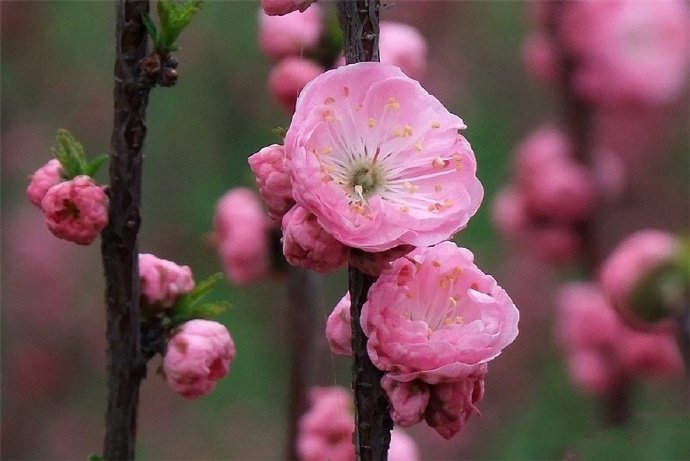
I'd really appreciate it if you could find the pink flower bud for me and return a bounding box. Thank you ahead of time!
[599,229,680,320]
[258,5,323,60]
[163,319,235,399]
[27,159,62,207]
[261,0,316,16]
[268,57,324,112]
[381,376,430,427]
[138,253,195,309]
[297,386,355,461]
[379,22,428,80]
[325,292,352,357]
[281,205,349,273]
[521,32,558,83]
[214,188,270,285]
[513,126,571,183]
[348,245,415,277]
[248,144,294,221]
[40,175,108,245]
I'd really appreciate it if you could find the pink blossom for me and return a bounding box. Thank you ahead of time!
[281,205,349,273]
[248,144,294,221]
[326,292,352,356]
[258,5,323,60]
[27,159,62,207]
[297,386,355,461]
[381,376,429,427]
[521,32,558,83]
[362,242,519,383]
[40,175,108,245]
[388,429,420,461]
[599,229,680,319]
[513,125,571,184]
[163,319,235,399]
[285,63,483,252]
[349,244,414,277]
[269,57,324,112]
[563,0,690,104]
[214,188,271,285]
[138,253,195,309]
[261,0,316,16]
[556,282,682,395]
[379,22,428,80]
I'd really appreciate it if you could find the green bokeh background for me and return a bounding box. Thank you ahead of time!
[2,1,688,459]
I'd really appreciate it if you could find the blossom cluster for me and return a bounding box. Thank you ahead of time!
[297,386,420,461]
[27,159,108,245]
[139,253,235,399]
[258,3,428,112]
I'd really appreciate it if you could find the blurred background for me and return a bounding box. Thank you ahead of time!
[2,1,688,459]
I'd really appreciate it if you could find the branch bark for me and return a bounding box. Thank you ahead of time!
[102,1,151,458]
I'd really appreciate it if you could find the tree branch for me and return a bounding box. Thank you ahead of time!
[101,1,151,458]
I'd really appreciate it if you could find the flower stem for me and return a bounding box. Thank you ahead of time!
[101,1,151,458]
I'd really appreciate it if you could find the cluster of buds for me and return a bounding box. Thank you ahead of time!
[26,130,109,246]
[139,253,235,399]
[258,2,428,112]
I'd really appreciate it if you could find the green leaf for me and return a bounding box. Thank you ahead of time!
[87,454,103,461]
[272,126,287,141]
[156,0,203,53]
[141,12,159,44]
[84,153,109,178]
[168,273,229,326]
[53,129,88,179]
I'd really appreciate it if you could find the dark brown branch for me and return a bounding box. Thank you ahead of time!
[101,1,151,459]
[337,0,381,64]
[285,267,321,460]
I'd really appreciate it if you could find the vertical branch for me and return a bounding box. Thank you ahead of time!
[337,3,391,459]
[337,4,390,459]
[102,0,151,459]
[285,267,320,460]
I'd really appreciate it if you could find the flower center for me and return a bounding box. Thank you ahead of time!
[348,161,385,199]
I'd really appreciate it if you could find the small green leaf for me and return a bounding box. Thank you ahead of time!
[142,12,159,44]
[156,0,203,53]
[168,273,229,326]
[84,154,109,178]
[53,129,88,179]
[87,454,103,461]
[272,126,287,141]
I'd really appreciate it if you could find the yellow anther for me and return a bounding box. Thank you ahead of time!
[434,184,443,192]
[324,97,336,105]
[355,103,363,111]
[431,121,441,129]
[367,118,376,128]
[393,128,404,137]
[414,141,423,151]
[455,316,464,324]
[322,145,333,155]
[432,260,441,268]
[452,154,463,170]
[448,297,457,308]
[403,182,419,193]
[432,157,449,169]
[322,110,335,122]
[385,97,401,110]
[399,204,410,214]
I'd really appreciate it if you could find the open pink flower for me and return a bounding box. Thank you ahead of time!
[285,62,483,252]
[27,159,62,207]
[40,175,108,245]
[248,144,294,221]
[138,253,195,309]
[258,5,323,60]
[214,188,270,285]
[163,319,235,399]
[281,204,349,273]
[326,292,352,357]
[362,241,519,383]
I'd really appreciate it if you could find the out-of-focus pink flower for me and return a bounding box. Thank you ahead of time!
[563,0,690,105]
[326,292,352,356]
[599,229,680,318]
[214,188,270,285]
[379,22,427,80]
[138,253,195,309]
[26,159,62,207]
[513,125,571,184]
[423,365,486,439]
[248,144,294,221]
[261,0,316,16]
[297,386,355,461]
[269,57,324,112]
[163,319,235,399]
[522,161,596,223]
[388,429,420,461]
[258,5,323,60]
[281,205,349,273]
[286,62,483,252]
[348,244,414,276]
[40,175,108,245]
[556,282,682,395]
[362,242,519,383]
[521,32,558,83]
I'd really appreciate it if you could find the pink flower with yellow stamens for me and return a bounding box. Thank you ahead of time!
[285,63,483,252]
